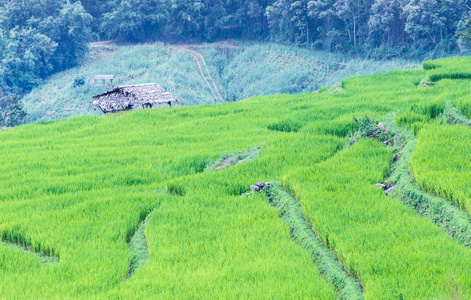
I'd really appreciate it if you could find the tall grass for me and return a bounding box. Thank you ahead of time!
[22,43,217,122]
[21,41,420,122]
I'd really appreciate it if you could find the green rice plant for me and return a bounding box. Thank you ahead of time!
[422,61,439,70]
[0,54,470,298]
[127,209,155,278]
[302,114,359,137]
[372,116,471,252]
[411,123,471,213]
[0,239,58,266]
[166,181,186,197]
[285,139,471,299]
[455,98,471,119]
[425,57,471,82]
[267,118,304,132]
[396,111,429,126]
[204,147,260,171]
[264,183,363,299]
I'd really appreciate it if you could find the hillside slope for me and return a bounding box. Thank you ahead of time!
[21,41,419,122]
[1,57,471,299]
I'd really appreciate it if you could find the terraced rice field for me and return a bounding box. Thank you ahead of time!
[1,57,471,298]
[411,124,471,212]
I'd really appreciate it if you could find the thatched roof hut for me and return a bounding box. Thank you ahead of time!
[93,83,179,114]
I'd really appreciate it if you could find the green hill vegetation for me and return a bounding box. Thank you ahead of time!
[21,41,419,122]
[1,57,471,299]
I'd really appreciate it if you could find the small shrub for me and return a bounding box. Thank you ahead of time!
[352,114,394,143]
[418,77,433,87]
[323,82,344,94]
[73,76,86,88]
[353,115,377,137]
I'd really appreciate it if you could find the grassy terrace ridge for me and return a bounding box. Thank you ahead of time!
[264,183,364,299]
[126,208,156,278]
[375,115,471,249]
[21,41,419,122]
[1,56,471,298]
[0,240,58,266]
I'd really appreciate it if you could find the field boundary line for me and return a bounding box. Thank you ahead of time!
[0,236,59,265]
[376,117,471,249]
[444,102,471,127]
[264,183,364,299]
[127,208,156,278]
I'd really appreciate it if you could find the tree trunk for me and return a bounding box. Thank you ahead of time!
[352,10,357,47]
[307,25,309,45]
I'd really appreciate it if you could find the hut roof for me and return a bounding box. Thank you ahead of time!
[92,83,179,111]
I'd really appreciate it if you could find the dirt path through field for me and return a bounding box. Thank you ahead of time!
[88,40,114,48]
[173,45,225,103]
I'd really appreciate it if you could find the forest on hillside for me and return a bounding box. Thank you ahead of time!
[94,0,471,58]
[0,0,471,126]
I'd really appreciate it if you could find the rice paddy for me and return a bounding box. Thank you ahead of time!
[1,56,471,298]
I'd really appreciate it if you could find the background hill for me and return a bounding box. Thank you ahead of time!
[22,41,419,122]
[0,0,469,128]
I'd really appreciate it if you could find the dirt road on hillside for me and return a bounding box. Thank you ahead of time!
[173,44,228,103]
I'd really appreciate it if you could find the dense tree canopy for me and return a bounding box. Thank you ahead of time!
[0,0,468,95]
[93,0,470,58]
[0,0,92,95]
